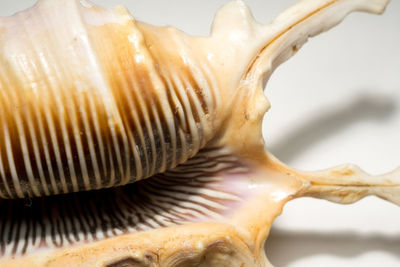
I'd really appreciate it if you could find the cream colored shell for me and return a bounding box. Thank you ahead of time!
[0,0,223,198]
[0,0,398,266]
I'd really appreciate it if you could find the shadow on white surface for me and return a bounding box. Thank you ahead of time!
[265,228,400,267]
[268,92,397,164]
[263,91,400,266]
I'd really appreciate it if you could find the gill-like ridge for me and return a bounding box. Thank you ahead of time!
[0,147,244,256]
[0,0,218,198]
[0,0,126,198]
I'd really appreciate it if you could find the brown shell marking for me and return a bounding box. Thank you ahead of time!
[0,0,219,198]
[0,0,399,266]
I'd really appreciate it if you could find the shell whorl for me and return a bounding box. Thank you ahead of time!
[0,0,395,264]
[0,0,219,198]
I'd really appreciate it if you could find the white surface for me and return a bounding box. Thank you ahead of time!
[1,0,400,266]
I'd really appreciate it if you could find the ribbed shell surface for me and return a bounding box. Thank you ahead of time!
[0,0,218,198]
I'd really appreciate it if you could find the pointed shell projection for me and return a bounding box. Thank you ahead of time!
[0,0,399,266]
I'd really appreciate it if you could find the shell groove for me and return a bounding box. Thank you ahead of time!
[0,0,219,198]
[0,0,397,266]
[0,147,246,256]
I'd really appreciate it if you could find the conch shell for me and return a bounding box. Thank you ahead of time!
[0,0,398,266]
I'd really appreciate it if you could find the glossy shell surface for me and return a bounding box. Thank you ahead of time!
[0,0,399,266]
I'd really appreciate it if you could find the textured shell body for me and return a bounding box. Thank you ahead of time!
[0,0,399,266]
[0,0,220,198]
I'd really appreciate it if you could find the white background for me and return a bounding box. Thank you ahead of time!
[1,0,400,266]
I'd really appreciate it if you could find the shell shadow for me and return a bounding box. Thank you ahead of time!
[265,228,400,266]
[264,90,400,265]
[268,91,398,163]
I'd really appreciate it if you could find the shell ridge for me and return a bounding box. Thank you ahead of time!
[134,41,179,170]
[75,0,133,188]
[0,0,396,265]
[0,147,250,257]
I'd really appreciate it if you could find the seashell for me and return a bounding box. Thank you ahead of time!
[0,0,398,266]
